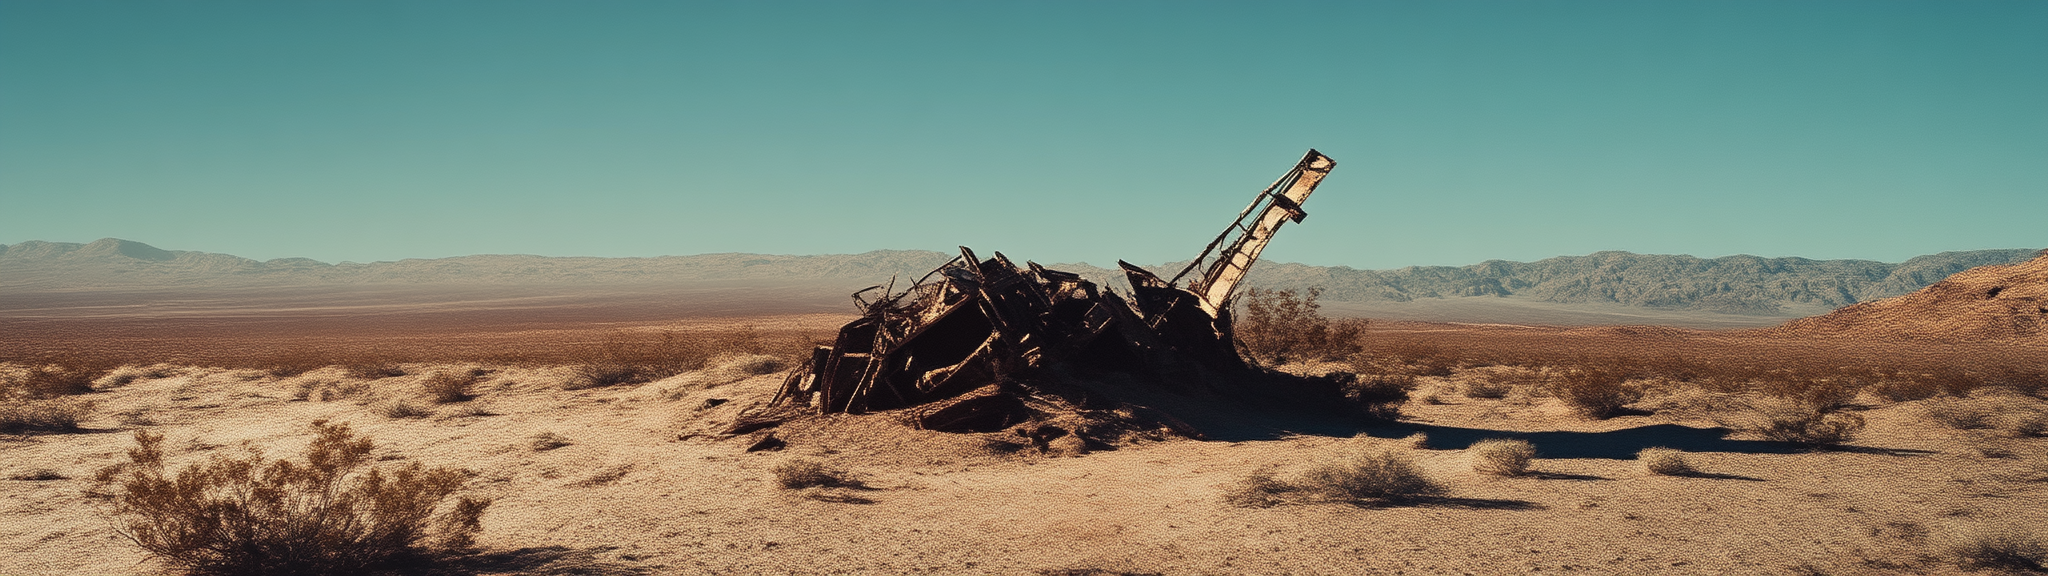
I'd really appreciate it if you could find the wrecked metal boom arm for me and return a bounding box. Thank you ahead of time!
[1172,149,1336,316]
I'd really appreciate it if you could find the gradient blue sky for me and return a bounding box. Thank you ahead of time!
[3,1,2043,269]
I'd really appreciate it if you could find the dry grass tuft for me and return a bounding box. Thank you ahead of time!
[93,364,184,390]
[1637,447,1695,476]
[1221,467,1293,508]
[1469,438,1536,476]
[1462,379,1513,399]
[342,361,405,380]
[1946,526,2046,572]
[1546,364,1641,419]
[1923,398,1998,430]
[573,464,634,487]
[528,432,572,451]
[418,370,481,404]
[1337,373,1416,420]
[1297,449,1446,502]
[376,400,434,419]
[0,397,94,434]
[1400,432,1430,450]
[293,379,369,403]
[8,363,101,398]
[771,458,851,490]
[2003,411,2048,438]
[1720,397,1866,446]
[94,421,490,576]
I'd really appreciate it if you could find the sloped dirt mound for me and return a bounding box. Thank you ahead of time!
[1775,251,2048,341]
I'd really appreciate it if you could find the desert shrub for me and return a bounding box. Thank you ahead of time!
[376,400,433,419]
[1297,449,1445,502]
[1546,364,1641,419]
[1869,371,1944,403]
[418,371,480,404]
[96,421,490,576]
[1469,438,1536,476]
[1637,447,1694,476]
[95,364,184,390]
[1924,398,1997,430]
[1400,432,1430,450]
[563,362,647,390]
[10,364,100,398]
[1221,467,1292,508]
[1722,398,1865,445]
[771,458,850,489]
[343,361,405,380]
[528,432,572,451]
[0,397,94,434]
[1333,372,1414,420]
[294,379,369,403]
[1754,369,1863,412]
[1463,379,1512,399]
[2003,412,2047,437]
[1235,287,1365,366]
[1947,527,2046,572]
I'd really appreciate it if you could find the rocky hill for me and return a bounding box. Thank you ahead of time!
[1774,252,2048,341]
[2,239,2036,318]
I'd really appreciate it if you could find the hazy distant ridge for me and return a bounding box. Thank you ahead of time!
[2,238,2035,315]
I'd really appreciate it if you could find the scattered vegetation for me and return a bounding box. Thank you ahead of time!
[1946,526,2046,572]
[1637,447,1694,476]
[94,421,490,576]
[1924,398,1997,430]
[342,360,406,380]
[573,464,634,487]
[1399,432,1430,450]
[376,400,434,419]
[94,364,184,390]
[562,329,775,390]
[1235,288,1366,366]
[1297,449,1446,502]
[1546,364,1642,419]
[419,370,482,404]
[1221,467,1294,508]
[1720,398,1865,446]
[1226,449,1445,507]
[1336,373,1416,420]
[0,396,94,434]
[1469,438,1536,476]
[528,432,572,452]
[1462,378,1513,400]
[771,458,852,490]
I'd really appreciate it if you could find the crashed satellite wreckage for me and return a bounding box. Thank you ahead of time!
[750,150,1391,444]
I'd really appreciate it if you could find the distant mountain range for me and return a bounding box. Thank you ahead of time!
[3,238,2038,318]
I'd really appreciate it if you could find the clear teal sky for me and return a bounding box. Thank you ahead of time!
[3,1,2043,269]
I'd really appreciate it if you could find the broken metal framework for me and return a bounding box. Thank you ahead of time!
[774,150,1337,418]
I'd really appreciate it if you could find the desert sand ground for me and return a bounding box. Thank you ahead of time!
[5,317,2046,576]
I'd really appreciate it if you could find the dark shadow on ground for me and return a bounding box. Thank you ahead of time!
[399,546,657,576]
[1526,471,1608,481]
[1665,471,1766,482]
[1818,444,1937,456]
[1364,496,1546,510]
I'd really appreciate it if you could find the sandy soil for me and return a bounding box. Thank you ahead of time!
[6,355,2045,575]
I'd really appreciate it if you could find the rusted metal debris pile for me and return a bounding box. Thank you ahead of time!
[770,150,1342,436]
